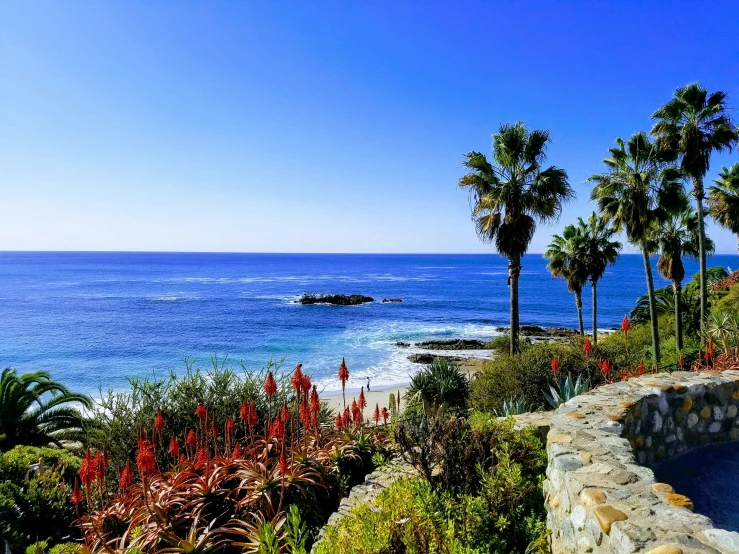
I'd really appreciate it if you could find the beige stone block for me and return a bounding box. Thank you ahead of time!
[566,413,586,419]
[664,493,694,511]
[682,398,692,410]
[581,488,606,506]
[728,405,738,418]
[701,406,712,419]
[644,545,683,554]
[652,483,674,494]
[593,505,628,534]
[549,434,573,444]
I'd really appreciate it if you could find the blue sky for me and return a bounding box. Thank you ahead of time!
[2,1,739,253]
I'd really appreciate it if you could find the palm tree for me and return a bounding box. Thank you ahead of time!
[708,164,739,254]
[544,225,589,335]
[588,132,684,366]
[0,368,91,450]
[576,213,621,344]
[459,122,573,354]
[651,83,738,331]
[654,199,714,351]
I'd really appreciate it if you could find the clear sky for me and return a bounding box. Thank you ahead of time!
[2,1,739,254]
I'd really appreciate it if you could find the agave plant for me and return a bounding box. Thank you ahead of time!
[704,310,738,353]
[543,374,590,409]
[495,396,529,417]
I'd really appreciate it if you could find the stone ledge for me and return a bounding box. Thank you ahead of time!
[545,370,739,554]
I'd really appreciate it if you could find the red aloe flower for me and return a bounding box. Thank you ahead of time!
[373,403,380,425]
[583,338,592,360]
[225,418,235,440]
[620,369,628,381]
[119,463,132,490]
[679,353,684,369]
[706,339,714,357]
[240,399,250,423]
[381,407,389,426]
[186,429,197,446]
[212,423,219,440]
[278,452,289,475]
[343,407,351,425]
[168,435,179,457]
[270,419,285,438]
[195,447,207,465]
[310,385,320,414]
[600,360,611,377]
[551,357,560,378]
[338,358,349,387]
[154,412,165,433]
[621,315,631,338]
[311,413,318,428]
[359,387,367,411]
[351,398,358,414]
[299,398,310,426]
[94,450,105,483]
[281,403,290,423]
[136,441,155,476]
[265,371,277,399]
[335,413,344,429]
[178,454,185,464]
[637,360,646,375]
[301,374,312,394]
[196,403,207,421]
[249,402,258,427]
[70,479,82,511]
[79,448,94,494]
[353,405,362,425]
[292,363,304,392]
[232,442,242,459]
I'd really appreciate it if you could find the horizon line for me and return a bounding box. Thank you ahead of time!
[0,249,737,257]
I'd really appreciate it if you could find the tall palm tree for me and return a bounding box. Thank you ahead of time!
[544,225,589,335]
[651,83,738,330]
[708,164,739,254]
[576,213,621,344]
[0,368,91,450]
[654,199,714,351]
[459,122,573,354]
[588,132,684,366]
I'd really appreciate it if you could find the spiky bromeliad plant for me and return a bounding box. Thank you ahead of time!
[74,365,392,554]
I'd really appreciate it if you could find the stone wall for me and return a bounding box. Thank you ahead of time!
[545,370,739,554]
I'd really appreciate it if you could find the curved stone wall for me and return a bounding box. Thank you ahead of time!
[545,370,739,554]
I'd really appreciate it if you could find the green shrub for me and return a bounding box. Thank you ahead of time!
[317,419,547,554]
[405,359,469,419]
[0,446,80,483]
[470,341,595,413]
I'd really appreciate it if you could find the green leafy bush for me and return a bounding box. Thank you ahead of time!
[0,446,81,483]
[405,359,469,419]
[317,418,547,554]
[470,341,595,413]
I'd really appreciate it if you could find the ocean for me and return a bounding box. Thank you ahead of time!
[0,252,734,395]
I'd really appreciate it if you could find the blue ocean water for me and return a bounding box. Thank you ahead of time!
[0,252,735,394]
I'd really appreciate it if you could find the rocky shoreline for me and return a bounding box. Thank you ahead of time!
[296,292,374,306]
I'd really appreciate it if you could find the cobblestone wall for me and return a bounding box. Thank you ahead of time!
[545,370,739,554]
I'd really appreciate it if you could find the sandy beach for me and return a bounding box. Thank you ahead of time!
[321,357,485,417]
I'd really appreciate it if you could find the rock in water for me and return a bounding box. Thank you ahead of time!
[381,298,403,303]
[408,353,465,364]
[415,339,488,350]
[296,292,374,306]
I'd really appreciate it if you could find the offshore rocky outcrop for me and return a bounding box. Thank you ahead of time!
[415,339,488,350]
[296,293,374,306]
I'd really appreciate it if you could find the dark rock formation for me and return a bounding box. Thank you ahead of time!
[394,342,410,347]
[381,298,403,303]
[408,353,465,364]
[494,325,578,339]
[296,293,374,306]
[415,339,488,350]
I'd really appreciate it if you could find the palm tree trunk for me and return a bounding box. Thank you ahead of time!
[694,177,707,334]
[673,280,683,352]
[591,279,598,345]
[509,254,522,355]
[641,243,661,365]
[575,289,584,336]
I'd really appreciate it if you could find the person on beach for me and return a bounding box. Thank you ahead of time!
[366,376,370,391]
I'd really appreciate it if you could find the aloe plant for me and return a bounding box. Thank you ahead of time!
[495,396,529,417]
[543,374,590,409]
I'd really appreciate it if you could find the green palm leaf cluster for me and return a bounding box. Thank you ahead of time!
[589,132,684,364]
[652,83,739,331]
[709,164,739,254]
[406,359,469,419]
[459,122,573,354]
[544,213,620,341]
[0,368,91,450]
